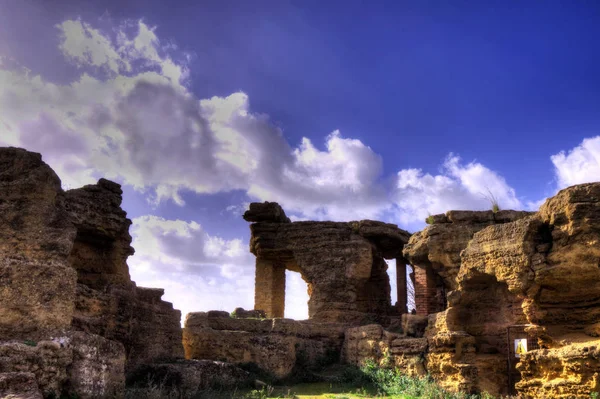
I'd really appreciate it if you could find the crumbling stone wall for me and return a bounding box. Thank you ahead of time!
[182,311,347,379]
[244,202,411,323]
[400,183,600,398]
[403,210,534,316]
[0,147,184,398]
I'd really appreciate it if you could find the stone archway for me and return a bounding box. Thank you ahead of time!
[244,202,411,323]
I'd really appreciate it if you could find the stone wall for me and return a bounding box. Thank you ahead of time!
[401,183,600,397]
[183,311,347,379]
[342,315,429,377]
[403,210,534,316]
[0,147,185,398]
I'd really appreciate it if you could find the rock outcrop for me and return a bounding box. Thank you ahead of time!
[402,183,600,397]
[0,148,184,398]
[245,202,411,323]
[403,209,534,314]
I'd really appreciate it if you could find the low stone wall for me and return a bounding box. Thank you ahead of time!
[183,312,347,379]
[342,324,428,377]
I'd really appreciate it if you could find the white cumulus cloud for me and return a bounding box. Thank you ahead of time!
[393,154,523,226]
[551,136,600,188]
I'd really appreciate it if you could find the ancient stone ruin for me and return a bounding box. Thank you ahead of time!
[4,146,600,399]
[0,148,250,398]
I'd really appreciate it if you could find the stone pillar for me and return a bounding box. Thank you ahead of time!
[396,260,408,314]
[254,258,286,318]
[414,264,439,316]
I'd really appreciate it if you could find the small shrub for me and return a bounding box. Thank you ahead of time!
[426,213,435,224]
[23,340,37,347]
[243,385,275,399]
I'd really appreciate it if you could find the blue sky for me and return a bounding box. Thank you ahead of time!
[1,0,600,320]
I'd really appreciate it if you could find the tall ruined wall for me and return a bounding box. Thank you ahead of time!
[0,148,78,341]
[408,183,600,398]
[245,202,411,323]
[0,147,184,398]
[64,179,183,369]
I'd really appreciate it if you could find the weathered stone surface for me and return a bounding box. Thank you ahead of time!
[65,332,125,399]
[0,340,72,397]
[0,258,77,341]
[517,340,600,399]
[342,324,427,376]
[0,372,42,399]
[0,147,76,263]
[232,307,266,319]
[247,210,411,322]
[404,209,535,295]
[0,148,77,340]
[446,210,495,224]
[65,179,134,289]
[184,327,296,379]
[183,314,347,379]
[243,201,291,223]
[73,283,183,371]
[0,147,184,397]
[535,183,600,328]
[127,359,253,393]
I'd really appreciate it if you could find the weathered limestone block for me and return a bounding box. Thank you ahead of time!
[0,258,77,341]
[0,332,125,399]
[254,258,286,318]
[65,179,134,289]
[65,332,126,399]
[0,147,76,263]
[243,201,291,223]
[183,327,296,379]
[128,287,184,369]
[423,311,478,394]
[516,340,600,398]
[0,148,78,341]
[342,324,427,376]
[73,283,183,370]
[420,218,540,396]
[232,308,266,319]
[0,372,43,399]
[459,216,542,297]
[404,209,535,297]
[536,183,600,328]
[183,313,347,379]
[0,341,72,397]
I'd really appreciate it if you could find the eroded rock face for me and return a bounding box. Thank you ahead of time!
[0,372,43,399]
[412,183,600,397]
[516,340,600,398]
[65,332,126,399]
[0,148,78,341]
[183,312,347,379]
[0,147,184,398]
[403,209,535,304]
[0,340,72,396]
[342,324,427,377]
[246,207,411,322]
